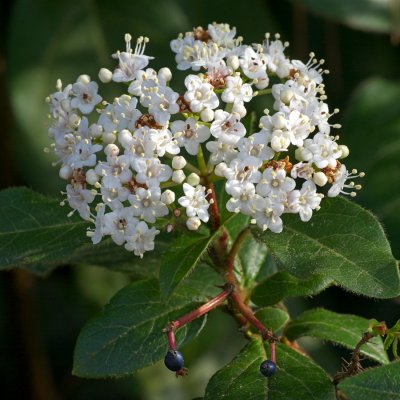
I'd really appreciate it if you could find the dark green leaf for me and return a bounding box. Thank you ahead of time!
[159,213,247,299]
[291,0,392,33]
[285,309,389,364]
[73,274,216,378]
[338,361,400,400]
[0,187,88,274]
[255,307,290,333]
[252,196,400,298]
[251,271,333,306]
[343,78,400,259]
[204,340,335,400]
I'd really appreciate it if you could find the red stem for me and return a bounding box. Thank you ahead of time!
[269,341,276,363]
[165,285,233,349]
[206,183,221,231]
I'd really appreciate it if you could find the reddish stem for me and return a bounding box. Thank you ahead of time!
[206,183,221,231]
[165,285,233,349]
[269,341,276,363]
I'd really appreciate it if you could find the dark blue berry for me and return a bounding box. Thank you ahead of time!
[164,350,184,372]
[260,359,276,377]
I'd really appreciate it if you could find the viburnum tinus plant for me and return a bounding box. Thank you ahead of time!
[40,22,400,399]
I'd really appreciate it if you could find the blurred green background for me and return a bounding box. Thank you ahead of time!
[0,0,399,399]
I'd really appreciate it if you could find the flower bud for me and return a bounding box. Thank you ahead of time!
[103,132,116,144]
[161,189,175,205]
[77,74,91,85]
[255,77,269,90]
[339,145,349,159]
[89,123,103,138]
[119,129,132,147]
[98,68,113,83]
[172,170,186,183]
[313,171,328,187]
[272,114,287,130]
[59,165,72,180]
[200,107,214,122]
[158,67,172,83]
[295,147,313,162]
[69,113,81,128]
[186,173,200,186]
[86,169,99,185]
[214,162,228,177]
[186,217,201,231]
[280,89,294,104]
[227,55,239,71]
[104,143,119,157]
[172,156,187,169]
[232,103,247,118]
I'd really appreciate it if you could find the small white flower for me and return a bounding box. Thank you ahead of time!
[184,75,219,112]
[237,132,274,163]
[240,46,268,81]
[125,221,159,257]
[65,183,95,220]
[133,157,172,188]
[286,181,323,221]
[102,207,138,245]
[221,75,253,104]
[112,35,154,82]
[71,77,102,114]
[178,183,210,222]
[129,187,168,223]
[206,141,238,165]
[328,164,364,198]
[251,195,284,233]
[170,118,210,156]
[256,168,296,199]
[303,133,342,169]
[226,182,257,215]
[210,110,246,145]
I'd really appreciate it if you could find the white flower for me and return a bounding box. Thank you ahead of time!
[263,36,291,78]
[210,110,246,145]
[328,164,364,198]
[286,181,323,221]
[237,132,274,162]
[303,133,342,169]
[128,68,158,97]
[125,221,159,257]
[184,75,219,112]
[133,157,172,188]
[141,80,179,125]
[226,182,257,215]
[206,141,238,165]
[207,22,237,47]
[178,183,210,222]
[90,204,106,244]
[129,187,168,223]
[71,77,102,114]
[95,155,132,189]
[65,183,95,220]
[240,46,268,81]
[170,118,210,155]
[256,168,296,199]
[291,162,315,180]
[251,196,284,233]
[99,185,130,210]
[102,207,138,246]
[221,75,253,104]
[112,35,154,82]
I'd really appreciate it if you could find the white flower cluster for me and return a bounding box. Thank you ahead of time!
[46,23,363,256]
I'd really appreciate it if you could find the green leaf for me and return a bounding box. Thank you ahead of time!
[255,307,290,333]
[338,361,400,400]
[252,196,400,299]
[159,213,247,298]
[204,340,335,400]
[251,271,333,306]
[73,274,216,378]
[0,187,88,274]
[284,309,389,364]
[343,78,400,259]
[291,0,392,33]
[0,187,172,277]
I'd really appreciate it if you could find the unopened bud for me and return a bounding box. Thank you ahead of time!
[161,189,175,205]
[214,162,228,177]
[77,74,91,85]
[313,171,328,187]
[272,114,287,130]
[280,89,294,104]
[232,103,247,118]
[186,173,200,186]
[172,156,187,170]
[104,143,119,157]
[339,145,349,159]
[158,67,172,83]
[200,107,214,122]
[89,123,103,138]
[103,132,116,144]
[186,217,201,231]
[59,165,73,180]
[172,170,186,183]
[98,68,113,83]
[227,55,240,71]
[295,147,313,162]
[86,169,99,185]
